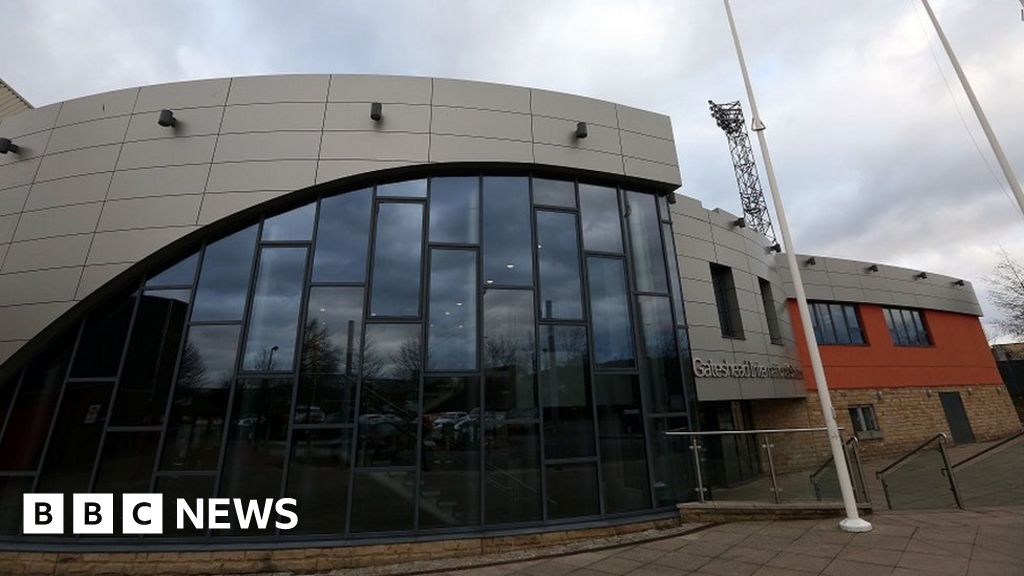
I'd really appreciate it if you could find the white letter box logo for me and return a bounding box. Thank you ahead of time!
[23,494,63,534]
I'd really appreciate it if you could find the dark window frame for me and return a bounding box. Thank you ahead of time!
[882,306,932,347]
[848,404,882,440]
[709,264,744,340]
[0,169,698,543]
[808,301,866,346]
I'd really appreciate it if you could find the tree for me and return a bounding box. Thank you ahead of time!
[988,249,1024,338]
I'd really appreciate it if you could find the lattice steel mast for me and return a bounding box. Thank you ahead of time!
[709,100,777,245]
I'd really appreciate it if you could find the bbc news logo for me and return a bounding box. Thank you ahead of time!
[23,494,298,534]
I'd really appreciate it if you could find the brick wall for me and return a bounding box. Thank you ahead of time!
[752,385,1022,463]
[0,517,681,575]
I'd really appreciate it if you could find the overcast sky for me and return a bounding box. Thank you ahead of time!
[2,0,1022,340]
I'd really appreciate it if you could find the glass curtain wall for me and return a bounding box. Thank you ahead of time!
[0,173,696,540]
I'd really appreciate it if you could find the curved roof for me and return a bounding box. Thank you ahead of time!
[0,74,681,367]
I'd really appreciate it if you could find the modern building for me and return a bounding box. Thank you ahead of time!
[993,343,1024,421]
[0,75,1019,553]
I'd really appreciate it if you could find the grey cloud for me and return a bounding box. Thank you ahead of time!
[2,0,1021,338]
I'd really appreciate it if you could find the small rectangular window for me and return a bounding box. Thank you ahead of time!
[848,405,882,439]
[758,278,782,345]
[710,264,744,339]
[883,307,930,346]
[809,302,864,345]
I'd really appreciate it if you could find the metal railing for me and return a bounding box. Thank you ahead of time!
[810,436,870,504]
[665,427,859,505]
[876,433,962,510]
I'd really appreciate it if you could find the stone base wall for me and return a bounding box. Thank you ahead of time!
[0,517,681,576]
[751,384,1022,463]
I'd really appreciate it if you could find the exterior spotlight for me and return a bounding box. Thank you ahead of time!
[866,264,879,273]
[0,137,19,154]
[370,102,382,121]
[915,272,928,280]
[157,109,177,128]
[805,257,817,266]
[575,122,588,139]
[734,217,746,228]
[952,279,965,286]
[767,243,782,253]
[666,193,676,204]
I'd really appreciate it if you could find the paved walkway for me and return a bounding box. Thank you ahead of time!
[435,508,1023,576]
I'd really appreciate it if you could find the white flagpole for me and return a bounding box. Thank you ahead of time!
[920,0,1024,216]
[721,0,872,533]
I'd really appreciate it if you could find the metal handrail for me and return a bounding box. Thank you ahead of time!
[875,433,963,510]
[666,426,836,436]
[665,426,846,505]
[809,436,869,503]
[876,433,947,477]
[951,430,1024,470]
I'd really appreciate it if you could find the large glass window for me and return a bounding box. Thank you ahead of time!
[483,289,536,416]
[69,295,134,378]
[299,287,362,424]
[710,264,744,339]
[242,247,308,372]
[539,325,594,460]
[370,203,424,317]
[37,381,114,492]
[484,422,542,524]
[160,325,240,471]
[662,223,687,326]
[483,177,532,286]
[638,296,686,413]
[191,226,258,322]
[313,188,372,283]
[595,375,651,513]
[758,278,783,345]
[429,177,479,244]
[579,184,622,253]
[262,204,315,242]
[533,178,576,208]
[809,302,864,345]
[625,191,667,293]
[286,428,351,534]
[420,376,480,528]
[219,378,293,532]
[0,338,73,470]
[0,171,698,541]
[587,257,635,369]
[427,250,477,371]
[536,211,583,320]
[883,307,930,347]
[357,324,420,467]
[111,289,189,426]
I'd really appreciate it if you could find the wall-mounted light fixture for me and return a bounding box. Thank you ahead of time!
[370,102,382,121]
[866,264,879,273]
[805,257,817,266]
[666,193,677,205]
[952,279,965,286]
[575,122,588,139]
[768,243,782,253]
[915,272,928,280]
[157,109,177,128]
[733,217,746,228]
[0,137,20,154]
[876,390,883,400]
[926,389,932,397]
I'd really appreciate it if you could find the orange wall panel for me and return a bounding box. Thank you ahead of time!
[787,301,1002,390]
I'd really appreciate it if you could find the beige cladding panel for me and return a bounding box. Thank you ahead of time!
[0,74,681,366]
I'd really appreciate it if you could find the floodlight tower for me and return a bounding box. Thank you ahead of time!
[709,100,778,245]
